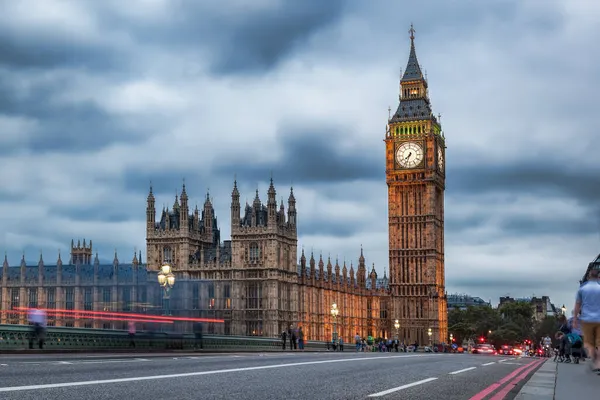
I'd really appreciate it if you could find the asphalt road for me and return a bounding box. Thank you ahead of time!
[0,352,544,400]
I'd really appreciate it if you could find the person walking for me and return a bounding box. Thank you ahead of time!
[128,321,136,348]
[572,265,600,372]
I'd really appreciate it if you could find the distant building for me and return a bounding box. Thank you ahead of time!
[447,294,490,311]
[499,296,557,322]
[580,253,600,285]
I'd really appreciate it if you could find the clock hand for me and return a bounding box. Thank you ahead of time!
[405,152,412,161]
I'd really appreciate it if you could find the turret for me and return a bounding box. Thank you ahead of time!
[231,179,240,229]
[300,248,308,277]
[302,249,317,280]
[203,191,214,233]
[38,252,44,285]
[350,263,355,286]
[309,252,316,278]
[370,263,378,290]
[267,177,277,227]
[2,252,9,285]
[279,199,286,227]
[147,183,156,232]
[20,253,26,284]
[132,250,139,268]
[357,247,366,287]
[251,189,261,227]
[180,182,189,232]
[287,187,296,228]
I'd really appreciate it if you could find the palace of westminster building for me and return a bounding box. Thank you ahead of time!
[0,29,448,344]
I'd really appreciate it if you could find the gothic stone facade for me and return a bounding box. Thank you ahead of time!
[385,28,448,344]
[145,180,390,341]
[0,240,155,329]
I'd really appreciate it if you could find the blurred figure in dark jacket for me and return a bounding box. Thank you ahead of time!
[194,322,203,349]
[28,309,47,349]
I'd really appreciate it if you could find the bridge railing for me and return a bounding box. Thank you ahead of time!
[0,324,328,351]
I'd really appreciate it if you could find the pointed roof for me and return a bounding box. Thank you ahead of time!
[401,24,424,82]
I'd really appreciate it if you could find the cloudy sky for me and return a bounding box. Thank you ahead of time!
[1,0,599,309]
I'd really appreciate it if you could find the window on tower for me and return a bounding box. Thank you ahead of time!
[410,88,419,96]
[163,247,172,264]
[249,243,260,263]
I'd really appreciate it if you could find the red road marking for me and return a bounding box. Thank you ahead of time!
[489,360,544,400]
[469,359,543,400]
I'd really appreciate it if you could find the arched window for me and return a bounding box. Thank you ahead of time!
[249,243,260,262]
[163,247,173,264]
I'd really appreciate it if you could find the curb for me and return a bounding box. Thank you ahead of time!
[514,359,556,399]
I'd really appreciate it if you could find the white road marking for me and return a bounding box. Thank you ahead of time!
[0,364,7,367]
[501,362,522,365]
[57,362,72,365]
[482,362,496,366]
[367,378,438,397]
[449,367,477,375]
[0,354,437,393]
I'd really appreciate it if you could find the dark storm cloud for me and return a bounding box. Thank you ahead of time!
[49,203,136,224]
[449,163,600,210]
[98,0,345,76]
[0,33,125,71]
[299,217,361,239]
[0,72,147,153]
[449,276,564,293]
[209,0,345,75]
[213,123,381,184]
[498,216,600,237]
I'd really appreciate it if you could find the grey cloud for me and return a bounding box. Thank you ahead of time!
[49,203,137,224]
[498,215,600,237]
[210,0,345,75]
[213,122,381,184]
[448,163,600,210]
[0,73,148,153]
[96,0,345,76]
[0,16,129,72]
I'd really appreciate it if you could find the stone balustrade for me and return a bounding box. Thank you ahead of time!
[0,324,327,352]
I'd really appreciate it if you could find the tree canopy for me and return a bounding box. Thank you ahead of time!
[448,302,557,346]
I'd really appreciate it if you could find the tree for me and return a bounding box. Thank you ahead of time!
[447,302,539,346]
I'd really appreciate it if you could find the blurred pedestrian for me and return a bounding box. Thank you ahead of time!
[27,308,47,350]
[572,265,600,372]
[128,321,136,348]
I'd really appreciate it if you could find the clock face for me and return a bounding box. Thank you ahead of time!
[437,147,444,172]
[395,142,424,169]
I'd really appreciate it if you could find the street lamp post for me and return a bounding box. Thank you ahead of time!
[330,303,339,345]
[449,333,454,343]
[394,319,400,340]
[427,327,432,346]
[157,264,175,316]
[561,305,567,315]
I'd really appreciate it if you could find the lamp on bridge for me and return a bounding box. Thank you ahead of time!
[157,264,175,316]
[561,305,567,315]
[330,303,339,344]
[394,319,400,340]
[427,327,432,345]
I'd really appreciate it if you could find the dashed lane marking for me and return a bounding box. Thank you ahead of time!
[368,378,439,397]
[449,367,477,375]
[482,362,496,366]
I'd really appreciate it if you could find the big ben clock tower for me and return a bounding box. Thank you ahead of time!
[386,25,447,345]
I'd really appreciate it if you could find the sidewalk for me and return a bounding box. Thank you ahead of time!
[554,360,598,399]
[515,359,598,399]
